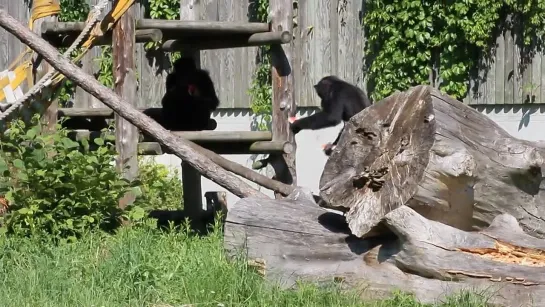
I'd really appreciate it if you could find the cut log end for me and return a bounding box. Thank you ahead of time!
[319,85,436,237]
[319,84,545,240]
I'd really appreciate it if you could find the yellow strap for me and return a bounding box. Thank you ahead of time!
[29,0,61,31]
[0,0,60,99]
[0,0,136,104]
[0,64,31,101]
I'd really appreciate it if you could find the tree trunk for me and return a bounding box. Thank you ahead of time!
[0,9,268,200]
[319,85,545,239]
[224,191,545,306]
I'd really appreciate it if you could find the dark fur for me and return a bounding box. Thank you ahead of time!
[61,117,108,131]
[290,75,372,154]
[146,57,220,131]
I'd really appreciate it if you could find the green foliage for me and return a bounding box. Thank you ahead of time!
[0,225,491,306]
[59,0,89,22]
[146,0,182,65]
[130,157,183,214]
[0,115,132,241]
[364,1,545,101]
[0,115,186,241]
[56,0,91,107]
[248,52,273,131]
[248,0,273,131]
[94,46,114,88]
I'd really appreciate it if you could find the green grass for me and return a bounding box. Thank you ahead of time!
[0,221,491,307]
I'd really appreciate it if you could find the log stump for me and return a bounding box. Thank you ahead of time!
[224,189,545,306]
[319,85,545,238]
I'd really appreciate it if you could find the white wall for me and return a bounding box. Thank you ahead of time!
[151,104,545,207]
[473,105,545,141]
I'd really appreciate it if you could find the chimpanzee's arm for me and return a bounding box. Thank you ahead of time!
[291,98,343,133]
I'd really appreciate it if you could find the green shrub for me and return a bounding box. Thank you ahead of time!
[132,157,183,211]
[0,115,133,241]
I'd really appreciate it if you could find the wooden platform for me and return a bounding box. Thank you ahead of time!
[41,20,291,49]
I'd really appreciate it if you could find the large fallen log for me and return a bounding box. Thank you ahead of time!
[319,85,545,238]
[0,9,267,200]
[224,190,545,306]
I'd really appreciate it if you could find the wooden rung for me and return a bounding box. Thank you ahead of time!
[47,29,163,47]
[161,31,291,51]
[59,107,153,118]
[42,20,270,36]
[165,131,273,143]
[69,129,273,143]
[68,130,288,154]
[137,141,291,155]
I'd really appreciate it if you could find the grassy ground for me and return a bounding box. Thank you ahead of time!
[0,221,491,307]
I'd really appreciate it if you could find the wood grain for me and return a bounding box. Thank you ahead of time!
[225,189,545,306]
[320,84,545,239]
[270,0,297,195]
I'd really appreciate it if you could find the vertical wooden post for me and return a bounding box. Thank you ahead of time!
[113,0,139,209]
[270,0,296,198]
[32,0,59,133]
[180,0,204,227]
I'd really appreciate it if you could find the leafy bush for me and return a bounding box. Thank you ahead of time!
[132,157,183,212]
[0,115,133,241]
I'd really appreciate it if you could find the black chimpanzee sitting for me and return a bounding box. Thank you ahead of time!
[289,75,372,156]
[144,57,219,131]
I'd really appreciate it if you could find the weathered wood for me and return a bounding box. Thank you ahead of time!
[161,31,291,51]
[269,0,296,198]
[139,140,294,195]
[41,20,270,35]
[200,0,259,109]
[0,8,269,199]
[224,193,545,306]
[32,0,59,133]
[149,130,273,142]
[72,128,295,195]
[495,28,506,105]
[72,0,109,113]
[161,140,293,155]
[112,0,139,209]
[46,29,163,47]
[62,124,271,142]
[69,129,291,153]
[179,0,204,227]
[504,15,514,105]
[144,140,293,155]
[319,85,545,239]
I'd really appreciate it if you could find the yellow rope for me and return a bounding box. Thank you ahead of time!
[0,0,135,103]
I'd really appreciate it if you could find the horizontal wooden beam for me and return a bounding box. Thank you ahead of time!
[59,107,142,117]
[161,31,291,51]
[85,140,289,155]
[166,131,272,143]
[138,19,270,34]
[159,140,292,155]
[60,107,226,119]
[71,130,273,144]
[42,20,270,36]
[70,130,283,154]
[46,29,163,47]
